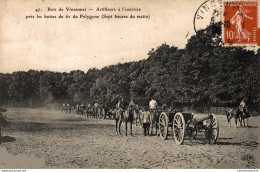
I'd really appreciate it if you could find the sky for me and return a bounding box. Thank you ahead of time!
[0,0,215,73]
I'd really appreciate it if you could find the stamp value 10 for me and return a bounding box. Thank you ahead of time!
[223,0,260,46]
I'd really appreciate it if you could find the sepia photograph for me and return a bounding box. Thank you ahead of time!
[0,0,259,170]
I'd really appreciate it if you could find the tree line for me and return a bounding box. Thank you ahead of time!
[0,24,259,111]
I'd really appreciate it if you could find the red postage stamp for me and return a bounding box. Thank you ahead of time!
[223,0,260,46]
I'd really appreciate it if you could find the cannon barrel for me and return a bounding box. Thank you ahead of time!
[193,114,212,123]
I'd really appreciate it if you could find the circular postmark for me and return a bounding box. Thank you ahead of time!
[194,0,223,47]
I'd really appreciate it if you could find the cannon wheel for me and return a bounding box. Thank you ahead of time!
[173,112,186,145]
[205,113,219,144]
[159,112,168,140]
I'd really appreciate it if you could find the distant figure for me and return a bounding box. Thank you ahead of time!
[86,104,93,118]
[75,104,79,114]
[79,104,85,116]
[66,104,71,113]
[141,107,151,136]
[94,102,99,118]
[61,103,66,113]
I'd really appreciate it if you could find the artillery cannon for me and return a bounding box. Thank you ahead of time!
[159,111,219,145]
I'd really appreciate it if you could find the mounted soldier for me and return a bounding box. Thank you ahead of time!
[238,99,250,127]
[116,96,129,118]
[66,104,71,114]
[115,96,134,136]
[86,104,93,118]
[239,99,247,113]
[61,103,66,113]
[93,102,99,118]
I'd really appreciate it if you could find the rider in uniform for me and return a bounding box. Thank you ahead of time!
[239,99,247,114]
[128,98,135,110]
[240,99,246,108]
[94,102,99,118]
[116,96,128,119]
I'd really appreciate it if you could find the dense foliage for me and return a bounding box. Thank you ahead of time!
[0,24,259,110]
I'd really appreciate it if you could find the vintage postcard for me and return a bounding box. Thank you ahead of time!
[0,0,259,170]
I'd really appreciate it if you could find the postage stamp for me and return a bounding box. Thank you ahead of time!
[222,0,260,46]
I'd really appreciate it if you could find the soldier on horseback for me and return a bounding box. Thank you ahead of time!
[238,99,250,127]
[239,99,247,113]
[94,102,99,118]
[116,96,128,119]
[115,96,134,136]
[240,99,246,108]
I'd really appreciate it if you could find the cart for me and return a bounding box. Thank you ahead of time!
[158,111,219,144]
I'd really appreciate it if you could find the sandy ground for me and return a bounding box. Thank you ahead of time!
[0,108,259,169]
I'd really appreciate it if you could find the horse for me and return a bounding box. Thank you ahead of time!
[72,104,80,115]
[65,104,72,114]
[78,105,87,116]
[226,107,244,127]
[115,107,135,136]
[238,106,250,127]
[86,106,93,118]
[226,108,239,127]
[61,104,67,113]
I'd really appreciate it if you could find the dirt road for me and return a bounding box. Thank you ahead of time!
[0,108,259,168]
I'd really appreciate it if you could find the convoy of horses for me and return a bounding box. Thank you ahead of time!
[60,104,116,119]
[0,103,252,143]
[58,103,251,145]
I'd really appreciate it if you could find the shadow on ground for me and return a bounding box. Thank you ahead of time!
[0,136,16,144]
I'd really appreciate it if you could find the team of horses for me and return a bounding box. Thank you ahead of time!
[60,104,115,119]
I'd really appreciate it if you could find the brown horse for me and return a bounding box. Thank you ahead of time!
[115,107,135,136]
[239,106,250,127]
[226,108,239,127]
[226,107,244,127]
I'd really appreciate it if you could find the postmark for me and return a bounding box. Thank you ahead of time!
[194,0,223,47]
[222,0,260,46]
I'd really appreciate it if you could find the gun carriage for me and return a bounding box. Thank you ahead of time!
[159,111,219,144]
